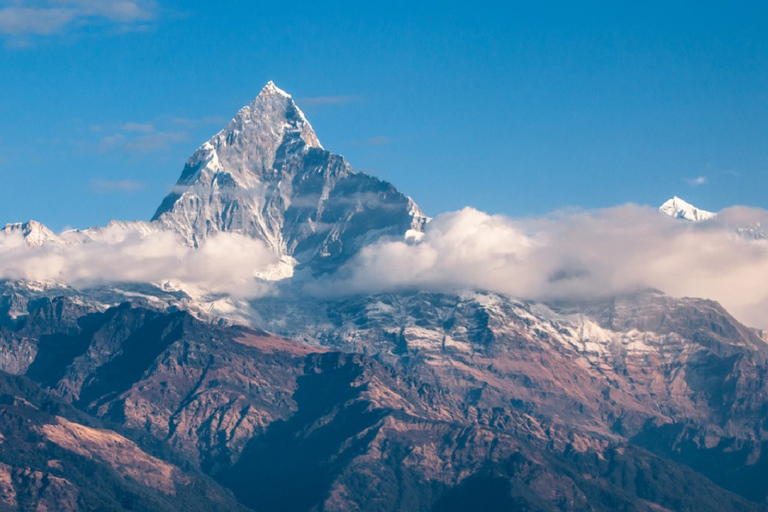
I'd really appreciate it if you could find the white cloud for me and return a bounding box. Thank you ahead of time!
[6,201,768,329]
[0,0,157,37]
[308,205,768,329]
[122,131,186,153]
[0,226,276,298]
[0,7,73,35]
[98,130,186,153]
[52,0,156,23]
[688,176,707,186]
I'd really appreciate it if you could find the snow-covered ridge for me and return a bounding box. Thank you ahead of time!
[659,196,716,221]
[2,220,159,248]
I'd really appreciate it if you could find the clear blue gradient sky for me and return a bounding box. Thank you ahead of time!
[0,1,766,231]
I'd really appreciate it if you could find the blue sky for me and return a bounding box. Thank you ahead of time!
[0,1,767,231]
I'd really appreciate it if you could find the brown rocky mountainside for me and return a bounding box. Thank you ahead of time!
[0,371,245,511]
[0,289,767,511]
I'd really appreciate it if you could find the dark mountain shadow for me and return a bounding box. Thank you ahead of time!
[76,311,186,408]
[218,352,387,512]
[25,307,119,387]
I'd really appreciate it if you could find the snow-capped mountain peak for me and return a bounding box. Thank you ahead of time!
[659,196,716,221]
[152,82,427,274]
[260,80,291,98]
[226,80,322,151]
[1,220,60,247]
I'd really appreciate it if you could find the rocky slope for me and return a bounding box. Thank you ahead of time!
[0,296,764,511]
[0,371,245,512]
[247,289,768,497]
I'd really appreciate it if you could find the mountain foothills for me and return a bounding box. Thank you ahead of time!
[1,83,768,511]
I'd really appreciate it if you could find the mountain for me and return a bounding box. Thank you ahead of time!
[152,81,427,276]
[3,82,426,279]
[0,221,60,247]
[659,196,716,221]
[1,291,766,511]
[1,83,768,510]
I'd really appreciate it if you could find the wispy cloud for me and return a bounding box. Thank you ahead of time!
[123,131,186,153]
[170,116,229,129]
[0,0,158,39]
[93,115,225,155]
[298,95,364,107]
[97,123,186,154]
[91,178,144,193]
[351,136,390,147]
[121,122,155,133]
[0,7,73,35]
[687,176,707,186]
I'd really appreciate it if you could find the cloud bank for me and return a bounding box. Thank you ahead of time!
[309,205,768,329]
[3,203,768,328]
[0,226,276,298]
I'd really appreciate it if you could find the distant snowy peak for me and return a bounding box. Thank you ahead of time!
[1,220,160,249]
[1,221,60,247]
[659,196,716,222]
[151,81,427,275]
[61,220,158,243]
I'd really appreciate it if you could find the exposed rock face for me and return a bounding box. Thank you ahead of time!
[0,463,80,512]
[4,82,426,282]
[152,82,427,275]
